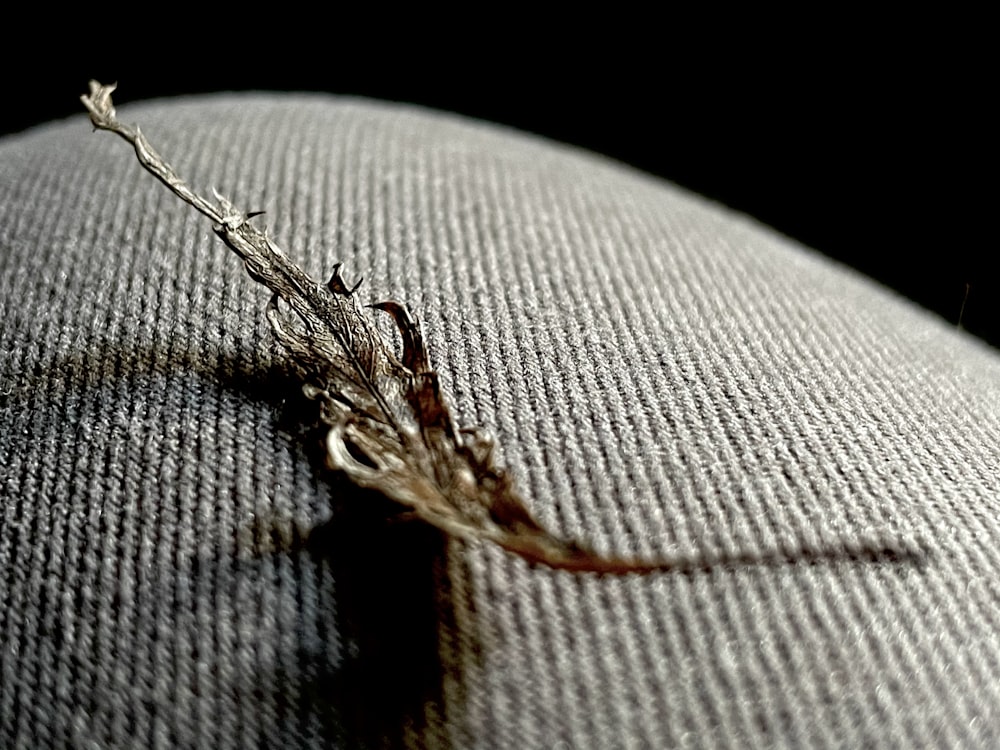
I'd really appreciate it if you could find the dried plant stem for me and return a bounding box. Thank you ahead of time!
[81,82,920,573]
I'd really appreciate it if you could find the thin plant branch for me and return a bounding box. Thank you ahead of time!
[81,82,921,573]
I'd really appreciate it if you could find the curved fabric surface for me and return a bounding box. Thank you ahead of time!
[1,94,999,749]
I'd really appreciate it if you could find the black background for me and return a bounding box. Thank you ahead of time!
[5,14,994,347]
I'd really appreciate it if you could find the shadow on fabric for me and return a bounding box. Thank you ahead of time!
[8,341,461,749]
[226,356,461,749]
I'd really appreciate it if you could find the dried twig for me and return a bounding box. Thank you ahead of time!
[81,82,919,573]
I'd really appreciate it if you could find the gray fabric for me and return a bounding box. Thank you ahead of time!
[2,94,1000,749]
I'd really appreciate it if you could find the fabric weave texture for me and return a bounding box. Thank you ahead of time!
[2,94,999,749]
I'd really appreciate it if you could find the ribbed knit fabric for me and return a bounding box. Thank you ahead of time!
[2,94,999,749]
